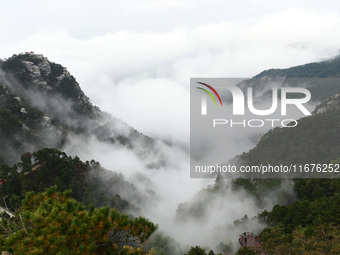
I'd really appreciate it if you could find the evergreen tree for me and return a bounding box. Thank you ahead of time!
[0,186,157,254]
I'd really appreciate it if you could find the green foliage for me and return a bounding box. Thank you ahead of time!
[231,178,285,202]
[256,176,340,234]
[56,76,79,100]
[47,62,64,82]
[264,193,340,233]
[0,148,140,214]
[186,246,207,255]
[255,172,340,254]
[1,54,33,85]
[260,224,340,255]
[0,186,157,254]
[236,246,257,255]
[294,178,340,200]
[1,52,339,255]
[239,110,340,166]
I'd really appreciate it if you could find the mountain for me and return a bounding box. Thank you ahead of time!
[254,54,340,78]
[234,56,340,253]
[177,55,340,254]
[0,53,174,255]
[0,52,161,166]
[224,53,340,170]
[313,93,340,114]
[238,54,340,102]
[1,52,97,116]
[232,64,340,170]
[0,52,165,215]
[1,52,339,254]
[233,109,340,168]
[0,52,175,216]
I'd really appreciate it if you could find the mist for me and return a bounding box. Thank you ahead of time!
[2,7,340,144]
[2,1,340,253]
[0,54,323,253]
[61,130,299,253]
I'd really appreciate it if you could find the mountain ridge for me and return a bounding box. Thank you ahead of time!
[0,52,161,166]
[235,54,340,103]
[0,52,339,254]
[254,54,340,78]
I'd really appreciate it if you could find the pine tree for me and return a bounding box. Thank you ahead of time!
[0,186,157,254]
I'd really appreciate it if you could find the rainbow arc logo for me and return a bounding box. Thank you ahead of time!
[196,82,222,106]
[196,82,222,115]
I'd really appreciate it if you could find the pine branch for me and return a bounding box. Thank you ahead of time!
[19,214,28,236]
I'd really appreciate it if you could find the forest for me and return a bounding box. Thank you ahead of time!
[0,149,338,254]
[0,53,339,254]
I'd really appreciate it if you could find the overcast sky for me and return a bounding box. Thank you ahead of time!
[1,0,340,142]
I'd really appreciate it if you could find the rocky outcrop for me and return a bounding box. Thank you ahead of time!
[313,93,340,114]
[0,53,155,166]
[1,52,98,118]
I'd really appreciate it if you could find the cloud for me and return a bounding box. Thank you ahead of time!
[2,8,339,144]
[2,2,340,250]
[126,0,194,13]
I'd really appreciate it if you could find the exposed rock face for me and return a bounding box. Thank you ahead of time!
[20,54,50,82]
[313,94,340,114]
[3,52,98,117]
[0,53,155,165]
[22,60,42,83]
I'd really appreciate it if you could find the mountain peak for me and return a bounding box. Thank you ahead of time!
[1,52,96,116]
[0,52,157,166]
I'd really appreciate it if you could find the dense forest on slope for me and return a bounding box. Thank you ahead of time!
[256,177,340,254]
[175,176,340,254]
[1,52,340,254]
[236,109,340,167]
[238,55,340,102]
[229,56,340,254]
[0,148,145,214]
[183,56,340,254]
[0,149,185,255]
[254,55,340,78]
